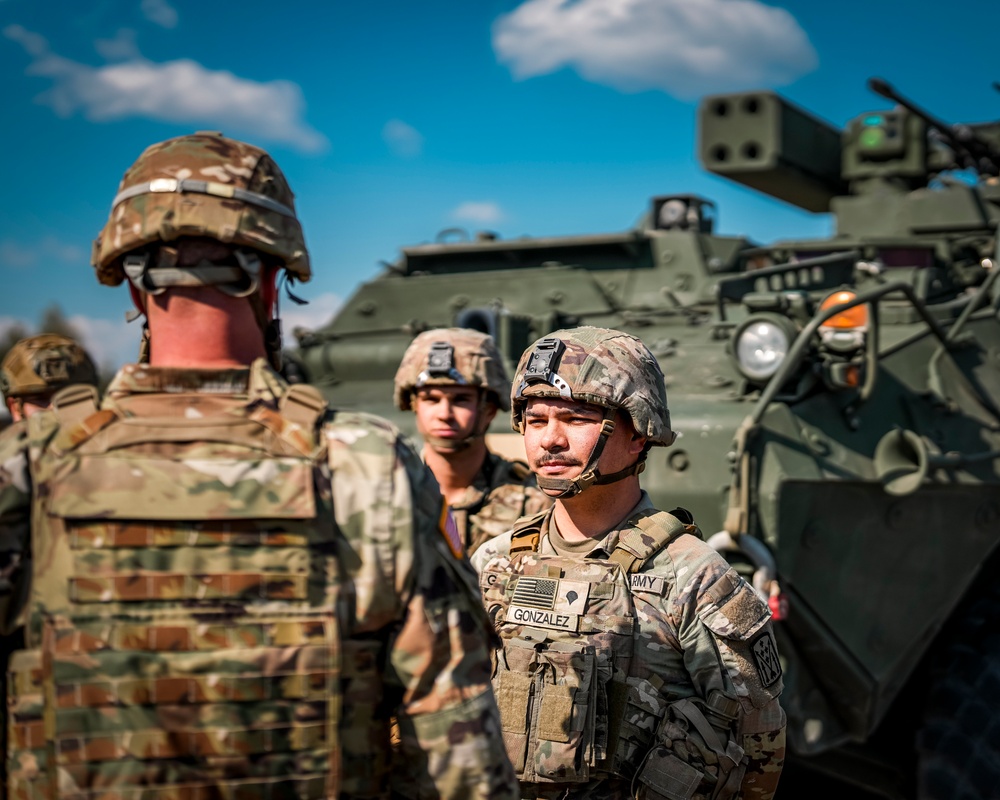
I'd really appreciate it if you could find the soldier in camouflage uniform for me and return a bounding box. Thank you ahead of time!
[1,334,98,421]
[0,334,99,791]
[471,327,786,799]
[394,328,549,555]
[0,133,516,799]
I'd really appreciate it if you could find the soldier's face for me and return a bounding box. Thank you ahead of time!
[413,386,496,445]
[6,396,51,422]
[523,398,646,481]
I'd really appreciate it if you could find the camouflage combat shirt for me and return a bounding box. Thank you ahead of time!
[471,493,786,800]
[0,360,517,800]
[447,450,551,555]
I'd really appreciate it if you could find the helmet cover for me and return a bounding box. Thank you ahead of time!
[511,326,675,446]
[92,132,310,285]
[394,328,511,411]
[1,334,98,399]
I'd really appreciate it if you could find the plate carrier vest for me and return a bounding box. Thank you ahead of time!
[6,381,351,800]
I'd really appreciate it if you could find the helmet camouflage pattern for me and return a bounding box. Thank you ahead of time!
[394,328,512,411]
[1,334,98,399]
[92,132,310,285]
[511,326,675,446]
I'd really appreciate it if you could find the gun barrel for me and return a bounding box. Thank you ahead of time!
[867,78,955,137]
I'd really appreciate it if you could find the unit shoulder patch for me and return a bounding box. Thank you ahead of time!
[751,629,782,688]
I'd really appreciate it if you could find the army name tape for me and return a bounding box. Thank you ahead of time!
[112,178,295,218]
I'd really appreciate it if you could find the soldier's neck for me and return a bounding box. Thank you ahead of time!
[146,288,267,368]
[552,478,642,543]
[423,440,488,506]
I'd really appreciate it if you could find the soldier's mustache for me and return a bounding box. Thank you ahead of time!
[534,454,583,467]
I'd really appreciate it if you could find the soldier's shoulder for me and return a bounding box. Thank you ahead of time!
[470,528,515,573]
[0,419,29,450]
[322,410,421,469]
[637,514,728,579]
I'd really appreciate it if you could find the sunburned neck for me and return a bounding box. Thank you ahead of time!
[146,288,267,368]
[423,440,489,505]
[551,477,642,542]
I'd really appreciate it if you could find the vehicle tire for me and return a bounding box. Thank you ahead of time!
[916,590,1000,799]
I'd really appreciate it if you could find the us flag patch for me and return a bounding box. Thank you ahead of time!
[511,576,558,610]
[439,506,463,559]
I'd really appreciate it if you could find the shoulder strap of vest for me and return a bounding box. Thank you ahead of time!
[50,384,100,427]
[609,508,699,574]
[509,507,549,554]
[49,385,120,454]
[278,383,328,430]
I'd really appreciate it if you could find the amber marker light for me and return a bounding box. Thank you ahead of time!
[818,290,869,332]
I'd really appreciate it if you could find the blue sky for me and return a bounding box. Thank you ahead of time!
[2,0,998,367]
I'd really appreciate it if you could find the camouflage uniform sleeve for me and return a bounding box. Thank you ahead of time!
[668,539,787,800]
[388,437,518,800]
[0,422,31,636]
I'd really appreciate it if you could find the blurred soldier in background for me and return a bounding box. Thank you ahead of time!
[0,333,98,791]
[472,327,786,800]
[394,328,550,554]
[0,133,516,799]
[1,334,98,421]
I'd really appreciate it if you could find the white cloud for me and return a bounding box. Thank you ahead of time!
[492,0,817,98]
[0,236,86,269]
[382,119,424,158]
[283,291,342,335]
[141,0,178,29]
[451,201,505,224]
[95,29,141,61]
[5,24,328,153]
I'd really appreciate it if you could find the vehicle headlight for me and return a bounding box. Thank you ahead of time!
[732,316,795,382]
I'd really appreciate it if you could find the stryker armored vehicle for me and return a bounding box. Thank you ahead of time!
[295,79,1000,798]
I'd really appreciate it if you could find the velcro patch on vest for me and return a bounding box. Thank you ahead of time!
[751,630,782,687]
[629,573,666,595]
[506,604,579,632]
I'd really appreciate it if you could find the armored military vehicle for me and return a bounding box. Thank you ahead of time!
[295,79,1000,798]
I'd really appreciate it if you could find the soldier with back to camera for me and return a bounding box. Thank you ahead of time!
[394,328,549,554]
[472,326,786,800]
[0,132,516,799]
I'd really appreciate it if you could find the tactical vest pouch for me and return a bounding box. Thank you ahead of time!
[611,675,670,776]
[496,640,600,783]
[633,698,746,800]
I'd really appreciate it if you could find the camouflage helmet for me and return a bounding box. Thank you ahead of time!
[1,334,98,399]
[394,328,512,412]
[92,132,310,288]
[511,327,675,446]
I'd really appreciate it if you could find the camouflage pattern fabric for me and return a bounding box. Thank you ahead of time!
[511,327,675,447]
[0,359,517,800]
[395,328,512,411]
[92,133,310,285]
[471,493,786,800]
[448,450,550,555]
[0,335,98,400]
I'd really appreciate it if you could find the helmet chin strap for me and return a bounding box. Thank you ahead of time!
[535,410,646,498]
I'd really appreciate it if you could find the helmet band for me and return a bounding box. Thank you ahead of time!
[112,178,295,218]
